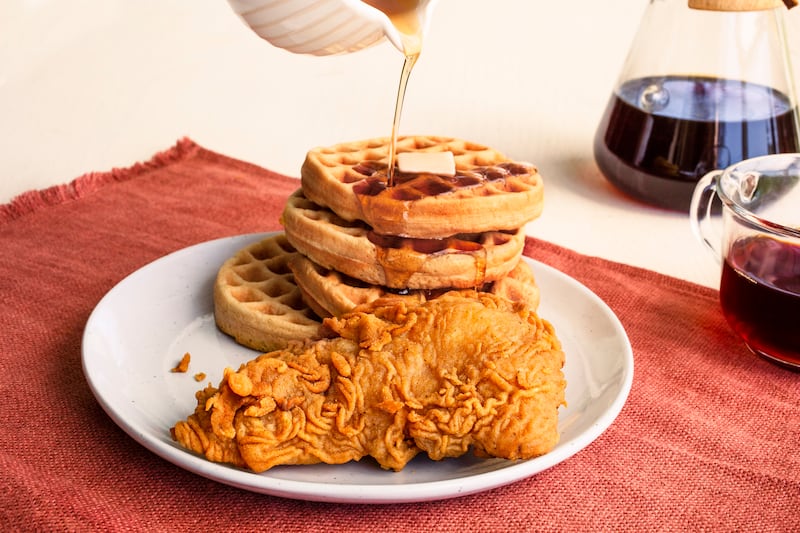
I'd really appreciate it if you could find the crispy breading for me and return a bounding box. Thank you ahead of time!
[170,352,191,373]
[171,291,565,472]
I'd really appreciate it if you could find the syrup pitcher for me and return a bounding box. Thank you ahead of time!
[225,0,436,56]
[594,0,800,211]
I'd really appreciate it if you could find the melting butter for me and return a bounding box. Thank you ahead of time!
[397,151,455,176]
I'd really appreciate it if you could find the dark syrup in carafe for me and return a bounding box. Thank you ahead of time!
[594,75,800,211]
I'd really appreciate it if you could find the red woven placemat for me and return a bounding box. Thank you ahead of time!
[1,139,796,532]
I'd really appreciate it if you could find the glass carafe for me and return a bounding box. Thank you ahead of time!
[593,0,800,211]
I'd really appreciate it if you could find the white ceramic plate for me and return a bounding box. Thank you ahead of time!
[82,233,633,503]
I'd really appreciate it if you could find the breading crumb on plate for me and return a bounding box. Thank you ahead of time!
[170,352,191,373]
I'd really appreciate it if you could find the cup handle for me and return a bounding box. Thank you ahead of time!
[689,170,724,263]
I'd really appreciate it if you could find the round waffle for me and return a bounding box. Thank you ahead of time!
[280,189,526,290]
[289,253,541,319]
[213,234,322,352]
[300,135,544,239]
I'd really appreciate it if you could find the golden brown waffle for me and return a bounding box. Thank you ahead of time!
[300,136,544,238]
[289,253,541,319]
[280,189,526,290]
[213,234,322,352]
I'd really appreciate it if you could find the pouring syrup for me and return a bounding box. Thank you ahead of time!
[361,0,427,186]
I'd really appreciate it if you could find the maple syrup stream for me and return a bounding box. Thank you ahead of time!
[361,0,424,186]
[388,53,419,186]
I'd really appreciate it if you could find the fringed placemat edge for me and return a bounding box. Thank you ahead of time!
[0,137,199,225]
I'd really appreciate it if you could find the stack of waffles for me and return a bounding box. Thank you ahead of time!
[213,136,545,352]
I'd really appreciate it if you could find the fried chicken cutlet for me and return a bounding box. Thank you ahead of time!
[171,291,565,472]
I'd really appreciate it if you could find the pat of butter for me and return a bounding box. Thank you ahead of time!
[397,151,456,176]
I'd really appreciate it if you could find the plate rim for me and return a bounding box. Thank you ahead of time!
[81,232,634,503]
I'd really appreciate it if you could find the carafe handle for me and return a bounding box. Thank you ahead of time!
[689,170,724,263]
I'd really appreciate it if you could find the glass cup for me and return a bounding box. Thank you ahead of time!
[690,153,800,370]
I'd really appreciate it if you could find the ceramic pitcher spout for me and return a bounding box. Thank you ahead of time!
[227,0,438,56]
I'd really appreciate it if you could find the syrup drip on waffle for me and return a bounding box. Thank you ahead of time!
[366,230,514,288]
[349,160,535,290]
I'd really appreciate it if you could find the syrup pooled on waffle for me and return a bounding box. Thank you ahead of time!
[300,136,544,239]
[280,189,526,290]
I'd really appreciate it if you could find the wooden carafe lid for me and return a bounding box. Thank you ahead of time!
[689,0,796,10]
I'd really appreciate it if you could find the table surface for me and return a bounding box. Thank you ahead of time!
[3,0,800,288]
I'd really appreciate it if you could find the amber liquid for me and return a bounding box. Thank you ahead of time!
[361,0,425,186]
[594,75,800,211]
[388,53,419,186]
[720,236,800,369]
